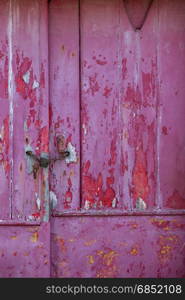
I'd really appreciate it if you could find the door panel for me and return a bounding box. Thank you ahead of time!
[0,0,49,222]
[0,0,11,220]
[158,0,185,209]
[81,0,122,209]
[49,0,81,211]
[51,216,185,278]
[0,0,50,278]
[119,0,158,209]
[12,0,49,221]
[0,223,50,277]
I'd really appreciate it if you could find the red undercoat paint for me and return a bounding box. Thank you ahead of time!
[0,0,185,278]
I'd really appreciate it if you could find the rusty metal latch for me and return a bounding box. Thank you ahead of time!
[26,135,70,168]
[26,150,70,168]
[25,135,70,179]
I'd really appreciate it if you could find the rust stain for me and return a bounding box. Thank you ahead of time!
[68,238,76,243]
[130,246,139,256]
[151,218,171,230]
[54,236,66,253]
[30,231,38,243]
[87,255,95,264]
[97,249,118,267]
[157,234,179,263]
[96,264,117,278]
[160,245,171,255]
[130,223,138,229]
[95,248,118,278]
[84,240,96,247]
[10,236,17,240]
[58,260,68,267]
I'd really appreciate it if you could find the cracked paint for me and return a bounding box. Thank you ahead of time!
[136,197,147,210]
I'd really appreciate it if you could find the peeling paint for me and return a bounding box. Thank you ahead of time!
[65,142,77,164]
[112,198,117,208]
[50,190,58,209]
[35,193,41,210]
[32,80,39,89]
[136,197,147,210]
[24,144,35,174]
[22,70,30,84]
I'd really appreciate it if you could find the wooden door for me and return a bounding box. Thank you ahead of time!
[0,0,50,277]
[49,0,185,278]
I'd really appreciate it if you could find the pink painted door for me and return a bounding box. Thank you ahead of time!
[0,0,50,277]
[0,0,185,278]
[49,0,185,278]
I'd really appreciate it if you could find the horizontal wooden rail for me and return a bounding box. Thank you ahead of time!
[0,220,41,226]
[52,209,185,217]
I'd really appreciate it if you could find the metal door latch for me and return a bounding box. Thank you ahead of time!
[25,135,70,179]
[26,150,70,168]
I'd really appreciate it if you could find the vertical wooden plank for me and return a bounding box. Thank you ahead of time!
[158,0,185,209]
[0,0,11,220]
[49,0,80,210]
[120,0,158,210]
[81,0,122,209]
[12,0,49,221]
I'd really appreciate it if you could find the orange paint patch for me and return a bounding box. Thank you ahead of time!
[96,264,117,278]
[54,236,66,253]
[130,247,139,256]
[150,218,171,230]
[68,238,76,243]
[87,255,95,264]
[30,231,38,243]
[97,249,118,267]
[157,235,179,263]
[130,223,138,229]
[84,240,96,247]
[10,236,17,240]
